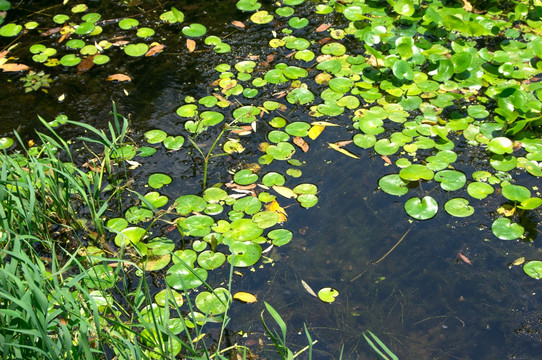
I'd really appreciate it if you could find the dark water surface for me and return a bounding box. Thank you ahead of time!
[1,1,541,359]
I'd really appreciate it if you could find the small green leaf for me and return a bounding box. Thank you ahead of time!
[404,196,438,220]
[492,218,524,240]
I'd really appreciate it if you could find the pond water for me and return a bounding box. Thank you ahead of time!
[1,0,541,359]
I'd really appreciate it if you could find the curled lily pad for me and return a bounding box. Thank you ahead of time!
[492,218,524,240]
[404,196,438,220]
[523,261,542,279]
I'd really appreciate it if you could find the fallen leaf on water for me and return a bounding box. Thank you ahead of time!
[232,20,245,28]
[301,280,317,297]
[311,121,339,127]
[458,252,472,265]
[315,23,332,32]
[293,136,309,152]
[229,125,253,135]
[267,54,275,63]
[145,43,164,56]
[111,40,130,46]
[77,55,95,74]
[265,199,287,222]
[107,73,131,82]
[233,291,258,303]
[225,182,257,191]
[308,124,325,140]
[0,63,30,72]
[0,50,9,60]
[510,257,525,266]
[328,142,359,159]
[381,155,392,165]
[272,185,297,199]
[334,140,353,147]
[462,0,473,12]
[186,39,196,53]
[40,27,61,37]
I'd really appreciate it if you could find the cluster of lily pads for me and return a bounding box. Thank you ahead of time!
[0,2,229,72]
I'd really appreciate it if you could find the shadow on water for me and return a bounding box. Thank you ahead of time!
[1,1,542,359]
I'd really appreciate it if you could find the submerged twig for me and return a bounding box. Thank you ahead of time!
[373,225,413,265]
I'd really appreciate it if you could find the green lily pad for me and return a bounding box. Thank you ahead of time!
[53,14,70,24]
[60,54,81,66]
[106,218,128,232]
[289,17,308,29]
[444,198,474,217]
[196,288,231,315]
[155,289,184,308]
[175,195,207,215]
[523,261,542,279]
[136,27,155,38]
[198,251,226,270]
[492,218,524,240]
[285,122,310,137]
[124,43,149,57]
[93,55,110,65]
[203,188,228,203]
[147,237,175,256]
[233,196,262,215]
[182,23,207,37]
[163,136,185,150]
[83,264,117,290]
[125,206,153,224]
[374,139,400,156]
[434,170,466,191]
[252,211,280,229]
[251,10,274,24]
[0,137,14,149]
[399,164,434,181]
[144,192,168,208]
[228,241,262,267]
[268,229,293,246]
[298,194,318,208]
[0,23,22,37]
[237,0,261,11]
[487,137,513,154]
[234,169,258,185]
[75,22,95,35]
[114,226,147,247]
[179,215,214,237]
[286,87,314,104]
[518,197,542,210]
[262,172,286,187]
[276,6,294,17]
[229,219,263,241]
[501,184,530,202]
[148,173,172,189]
[145,129,167,144]
[404,196,438,220]
[172,249,197,266]
[119,18,139,30]
[166,263,208,290]
[467,182,495,200]
[379,174,409,196]
[321,42,346,56]
[318,287,339,303]
[267,142,295,160]
[393,60,414,81]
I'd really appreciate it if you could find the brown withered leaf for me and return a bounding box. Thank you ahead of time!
[458,252,472,265]
[0,50,8,60]
[77,55,95,74]
[225,182,257,191]
[111,40,130,46]
[334,140,353,148]
[106,73,131,82]
[293,136,309,152]
[0,63,30,72]
[381,155,392,165]
[145,43,164,56]
[40,27,61,37]
[266,54,275,63]
[186,39,196,53]
[232,20,245,28]
[315,23,332,32]
[462,0,473,12]
[318,37,332,45]
[229,125,253,135]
